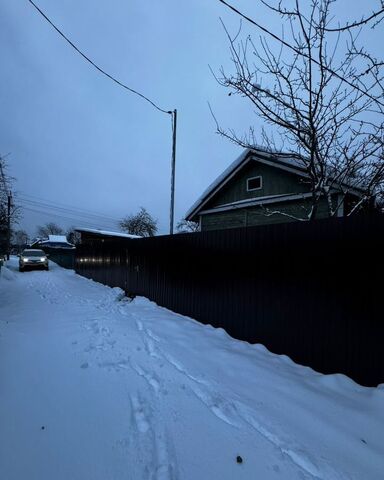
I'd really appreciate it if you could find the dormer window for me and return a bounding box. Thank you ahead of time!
[247,176,262,191]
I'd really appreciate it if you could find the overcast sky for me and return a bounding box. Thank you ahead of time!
[1,0,382,237]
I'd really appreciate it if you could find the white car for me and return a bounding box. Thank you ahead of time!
[19,249,49,272]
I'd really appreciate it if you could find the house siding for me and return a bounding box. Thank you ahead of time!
[200,197,330,231]
[204,161,309,210]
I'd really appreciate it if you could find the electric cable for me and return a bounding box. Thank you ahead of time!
[27,0,172,115]
[217,0,384,108]
[18,195,121,223]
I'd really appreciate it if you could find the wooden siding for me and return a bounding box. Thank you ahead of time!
[204,161,309,210]
[201,197,330,231]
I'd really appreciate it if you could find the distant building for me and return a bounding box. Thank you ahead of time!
[29,235,75,269]
[31,235,75,250]
[75,228,140,246]
[186,148,369,231]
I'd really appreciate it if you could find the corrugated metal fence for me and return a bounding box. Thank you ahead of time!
[42,247,76,269]
[75,215,384,386]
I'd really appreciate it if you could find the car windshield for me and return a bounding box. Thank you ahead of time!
[23,250,45,257]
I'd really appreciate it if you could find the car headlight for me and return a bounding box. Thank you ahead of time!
[41,257,47,261]
[21,257,28,262]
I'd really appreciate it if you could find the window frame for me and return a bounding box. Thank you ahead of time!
[246,175,263,192]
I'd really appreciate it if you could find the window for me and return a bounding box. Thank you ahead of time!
[247,176,262,191]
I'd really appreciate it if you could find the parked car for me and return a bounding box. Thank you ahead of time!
[19,249,49,272]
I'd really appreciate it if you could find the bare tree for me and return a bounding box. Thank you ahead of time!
[12,229,29,250]
[119,207,158,237]
[176,218,200,233]
[36,222,64,239]
[0,155,19,256]
[66,227,81,245]
[213,0,384,219]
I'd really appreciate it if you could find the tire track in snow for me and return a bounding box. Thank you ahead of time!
[129,388,177,478]
[128,314,345,480]
[120,313,179,479]
[127,393,155,479]
[131,311,209,386]
[79,298,336,480]
[130,394,151,433]
[20,265,176,478]
[128,358,161,395]
[72,298,179,478]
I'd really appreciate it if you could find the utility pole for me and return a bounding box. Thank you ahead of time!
[6,191,12,260]
[169,109,177,235]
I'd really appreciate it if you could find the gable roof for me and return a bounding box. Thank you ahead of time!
[39,235,76,249]
[186,148,366,221]
[47,235,69,243]
[31,235,75,248]
[186,148,307,220]
[75,227,140,239]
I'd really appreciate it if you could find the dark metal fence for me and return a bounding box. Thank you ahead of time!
[75,215,384,387]
[43,247,76,269]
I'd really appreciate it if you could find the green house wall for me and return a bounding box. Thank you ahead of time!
[197,158,338,231]
[201,197,331,231]
[204,161,310,210]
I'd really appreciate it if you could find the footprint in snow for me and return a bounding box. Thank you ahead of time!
[189,385,241,427]
[135,319,144,331]
[143,337,160,359]
[129,360,161,394]
[130,394,150,434]
[145,329,160,342]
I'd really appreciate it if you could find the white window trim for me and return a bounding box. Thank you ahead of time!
[247,176,263,192]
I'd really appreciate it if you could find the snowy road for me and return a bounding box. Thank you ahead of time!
[0,258,383,480]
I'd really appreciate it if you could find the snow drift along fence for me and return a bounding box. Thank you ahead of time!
[75,214,384,387]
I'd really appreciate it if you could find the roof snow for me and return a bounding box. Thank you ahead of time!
[39,235,75,248]
[47,235,69,243]
[185,147,367,220]
[185,148,306,219]
[75,228,140,239]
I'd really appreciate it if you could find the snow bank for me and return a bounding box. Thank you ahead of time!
[0,264,17,281]
[0,257,383,480]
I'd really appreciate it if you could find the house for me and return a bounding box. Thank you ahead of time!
[186,148,368,231]
[75,228,140,246]
[28,235,76,269]
[31,235,75,250]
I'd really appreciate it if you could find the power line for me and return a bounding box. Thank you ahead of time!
[19,199,120,226]
[26,0,179,234]
[18,194,121,223]
[17,196,121,221]
[19,195,119,220]
[27,0,172,115]
[18,199,119,224]
[21,205,118,230]
[217,0,384,108]
[21,206,118,230]
[17,193,121,227]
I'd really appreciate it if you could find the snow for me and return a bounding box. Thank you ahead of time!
[37,235,74,248]
[199,192,313,214]
[0,257,383,480]
[47,235,70,244]
[76,227,140,239]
